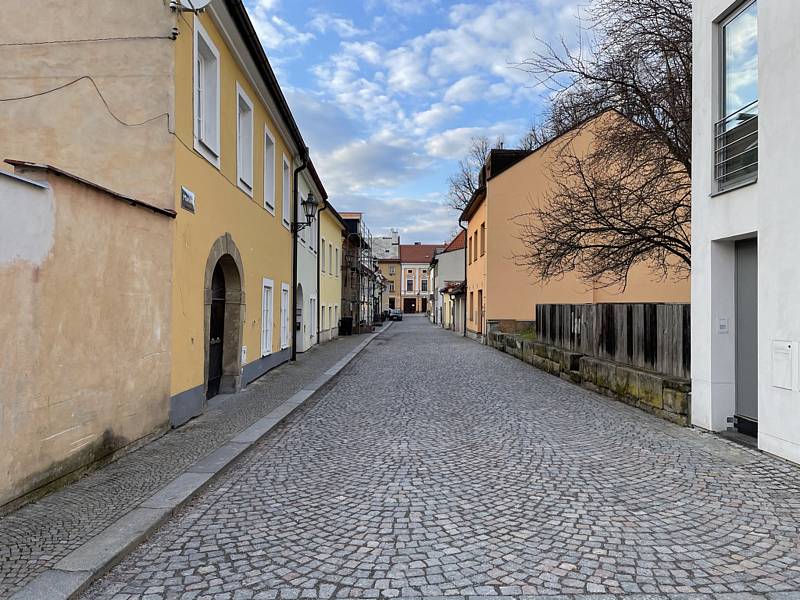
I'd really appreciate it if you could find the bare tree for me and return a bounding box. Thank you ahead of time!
[447,135,503,212]
[514,0,692,288]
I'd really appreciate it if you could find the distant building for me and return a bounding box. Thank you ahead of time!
[429,231,466,327]
[372,229,400,260]
[460,111,690,343]
[400,242,445,314]
[318,201,346,343]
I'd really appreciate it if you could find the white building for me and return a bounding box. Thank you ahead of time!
[429,232,466,326]
[693,0,800,463]
[295,169,321,353]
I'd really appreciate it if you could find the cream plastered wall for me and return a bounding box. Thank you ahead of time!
[0,169,172,508]
[171,11,295,396]
[486,114,690,324]
[377,261,401,311]
[466,199,488,333]
[319,208,344,335]
[0,0,175,207]
[401,264,429,311]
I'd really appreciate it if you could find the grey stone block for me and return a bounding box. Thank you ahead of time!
[140,472,214,510]
[55,507,169,573]
[10,569,90,600]
[231,417,281,443]
[187,442,250,474]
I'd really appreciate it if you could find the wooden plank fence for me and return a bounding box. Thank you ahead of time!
[535,303,690,380]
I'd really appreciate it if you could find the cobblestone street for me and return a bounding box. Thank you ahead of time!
[81,315,800,600]
[0,334,369,598]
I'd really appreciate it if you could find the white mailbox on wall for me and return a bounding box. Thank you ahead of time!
[771,341,793,390]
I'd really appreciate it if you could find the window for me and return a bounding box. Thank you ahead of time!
[321,239,326,273]
[328,243,333,274]
[280,283,290,348]
[236,84,254,194]
[309,297,316,339]
[193,17,220,166]
[335,306,338,329]
[261,279,274,356]
[480,223,485,256]
[389,265,395,276]
[716,1,758,189]
[406,276,414,292]
[470,291,474,322]
[421,279,428,293]
[389,282,395,292]
[282,156,291,228]
[335,248,339,276]
[474,235,478,260]
[329,306,333,331]
[264,128,276,212]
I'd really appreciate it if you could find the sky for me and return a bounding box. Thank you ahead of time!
[243,0,582,244]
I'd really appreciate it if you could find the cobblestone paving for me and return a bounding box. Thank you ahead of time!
[83,316,800,600]
[0,334,368,598]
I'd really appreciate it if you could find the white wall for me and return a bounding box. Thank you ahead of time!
[296,172,318,352]
[433,248,465,327]
[692,0,800,463]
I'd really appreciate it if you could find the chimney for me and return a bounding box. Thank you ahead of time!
[414,241,421,245]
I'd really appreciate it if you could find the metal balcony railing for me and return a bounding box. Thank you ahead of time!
[715,99,758,190]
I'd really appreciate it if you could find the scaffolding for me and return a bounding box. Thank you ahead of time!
[341,216,385,333]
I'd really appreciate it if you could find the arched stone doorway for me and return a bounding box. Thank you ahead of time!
[204,234,245,400]
[295,283,304,352]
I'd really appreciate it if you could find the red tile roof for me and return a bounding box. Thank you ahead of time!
[443,230,466,253]
[400,243,444,264]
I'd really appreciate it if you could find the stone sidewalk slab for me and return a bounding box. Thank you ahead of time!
[4,325,391,599]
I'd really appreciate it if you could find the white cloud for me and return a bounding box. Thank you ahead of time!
[246,2,314,49]
[425,121,524,160]
[443,75,487,103]
[308,13,366,39]
[412,102,462,131]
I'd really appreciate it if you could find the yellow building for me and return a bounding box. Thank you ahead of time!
[0,0,328,505]
[318,201,346,342]
[460,111,690,342]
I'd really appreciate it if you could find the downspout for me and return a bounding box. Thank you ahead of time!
[316,201,328,342]
[291,147,309,362]
[459,221,467,337]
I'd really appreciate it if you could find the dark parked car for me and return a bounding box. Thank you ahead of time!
[389,308,403,321]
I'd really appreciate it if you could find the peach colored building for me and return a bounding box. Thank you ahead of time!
[460,112,690,342]
[400,243,444,314]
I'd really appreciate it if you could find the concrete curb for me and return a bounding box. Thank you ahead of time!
[11,324,392,600]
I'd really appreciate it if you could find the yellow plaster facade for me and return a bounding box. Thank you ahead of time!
[170,11,295,409]
[319,205,345,341]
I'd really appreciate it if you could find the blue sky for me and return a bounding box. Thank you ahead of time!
[243,0,581,243]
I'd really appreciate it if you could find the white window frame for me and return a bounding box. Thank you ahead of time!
[335,248,339,277]
[236,83,254,196]
[261,278,274,356]
[321,238,326,273]
[263,127,276,214]
[309,296,316,340]
[280,283,290,349]
[193,16,220,168]
[328,242,333,274]
[282,155,291,230]
[321,304,326,330]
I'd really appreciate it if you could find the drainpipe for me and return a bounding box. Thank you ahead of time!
[316,201,328,342]
[459,221,467,337]
[291,147,309,362]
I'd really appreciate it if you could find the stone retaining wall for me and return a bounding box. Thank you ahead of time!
[488,332,690,425]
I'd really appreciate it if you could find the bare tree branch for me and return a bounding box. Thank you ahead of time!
[514,0,691,288]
